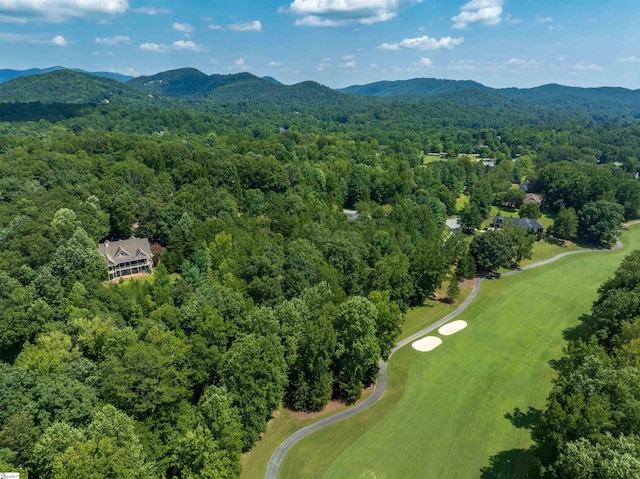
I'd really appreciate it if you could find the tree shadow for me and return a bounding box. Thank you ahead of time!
[505,407,541,430]
[480,448,538,479]
[562,314,595,341]
[479,407,542,479]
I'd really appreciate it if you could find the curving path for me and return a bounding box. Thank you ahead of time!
[265,227,634,479]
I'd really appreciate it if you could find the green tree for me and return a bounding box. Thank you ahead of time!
[332,297,381,404]
[502,221,535,265]
[469,229,514,271]
[101,327,191,419]
[286,313,336,411]
[550,206,578,240]
[578,200,624,246]
[15,330,81,375]
[221,334,287,450]
[459,202,483,234]
[51,405,156,479]
[519,202,541,219]
[31,422,85,478]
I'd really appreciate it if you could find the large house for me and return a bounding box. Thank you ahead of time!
[492,216,544,234]
[98,238,153,281]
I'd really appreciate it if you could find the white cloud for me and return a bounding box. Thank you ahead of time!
[618,55,640,63]
[51,34,66,46]
[0,31,67,45]
[504,14,521,24]
[452,0,502,29]
[505,58,542,70]
[95,35,130,44]
[228,20,262,32]
[316,61,332,71]
[268,61,282,66]
[139,40,207,53]
[417,57,432,67]
[172,40,207,51]
[572,62,603,72]
[131,6,170,15]
[339,60,356,68]
[342,54,354,60]
[547,24,560,31]
[226,58,252,71]
[208,24,222,30]
[0,0,128,22]
[0,14,27,23]
[173,22,194,33]
[556,55,566,62]
[287,0,418,27]
[536,16,553,23]
[378,34,463,51]
[139,42,169,53]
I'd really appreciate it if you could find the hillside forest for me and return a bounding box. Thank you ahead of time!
[1,70,640,478]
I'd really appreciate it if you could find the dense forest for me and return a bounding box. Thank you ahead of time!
[1,70,640,477]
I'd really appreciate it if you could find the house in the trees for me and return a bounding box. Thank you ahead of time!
[492,216,544,234]
[523,193,542,206]
[98,238,153,281]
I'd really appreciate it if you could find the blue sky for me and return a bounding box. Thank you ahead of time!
[0,0,638,89]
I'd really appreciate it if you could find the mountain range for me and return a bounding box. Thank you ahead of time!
[0,66,133,84]
[0,67,639,120]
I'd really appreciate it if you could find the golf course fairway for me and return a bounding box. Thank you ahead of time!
[278,225,640,479]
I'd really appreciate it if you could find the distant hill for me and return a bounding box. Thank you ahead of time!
[2,66,640,121]
[0,70,148,104]
[340,77,640,119]
[126,68,344,107]
[0,66,133,84]
[338,78,489,96]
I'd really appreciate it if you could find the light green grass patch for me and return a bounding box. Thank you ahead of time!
[279,225,640,479]
[455,194,469,212]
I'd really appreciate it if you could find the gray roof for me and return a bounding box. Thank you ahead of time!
[493,216,544,232]
[98,238,152,266]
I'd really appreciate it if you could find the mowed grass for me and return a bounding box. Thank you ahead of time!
[279,225,640,479]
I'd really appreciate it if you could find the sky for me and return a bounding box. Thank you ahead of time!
[0,0,639,89]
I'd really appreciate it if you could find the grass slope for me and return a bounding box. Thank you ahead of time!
[279,225,640,479]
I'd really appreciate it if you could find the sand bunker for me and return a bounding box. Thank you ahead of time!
[438,320,468,336]
[412,336,443,352]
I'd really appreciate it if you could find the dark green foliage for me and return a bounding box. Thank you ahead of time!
[459,202,483,233]
[221,334,287,450]
[519,202,541,219]
[550,206,578,240]
[332,297,381,404]
[470,229,515,271]
[578,200,624,246]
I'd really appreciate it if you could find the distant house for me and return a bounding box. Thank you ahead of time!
[523,193,542,206]
[481,159,496,168]
[519,180,531,192]
[342,209,360,221]
[492,216,544,234]
[98,238,153,281]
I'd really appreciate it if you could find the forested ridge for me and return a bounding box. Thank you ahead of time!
[1,75,640,477]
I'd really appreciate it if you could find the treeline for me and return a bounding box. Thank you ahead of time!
[532,250,640,478]
[0,103,638,478]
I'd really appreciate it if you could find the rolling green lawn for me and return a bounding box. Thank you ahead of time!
[279,225,640,479]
